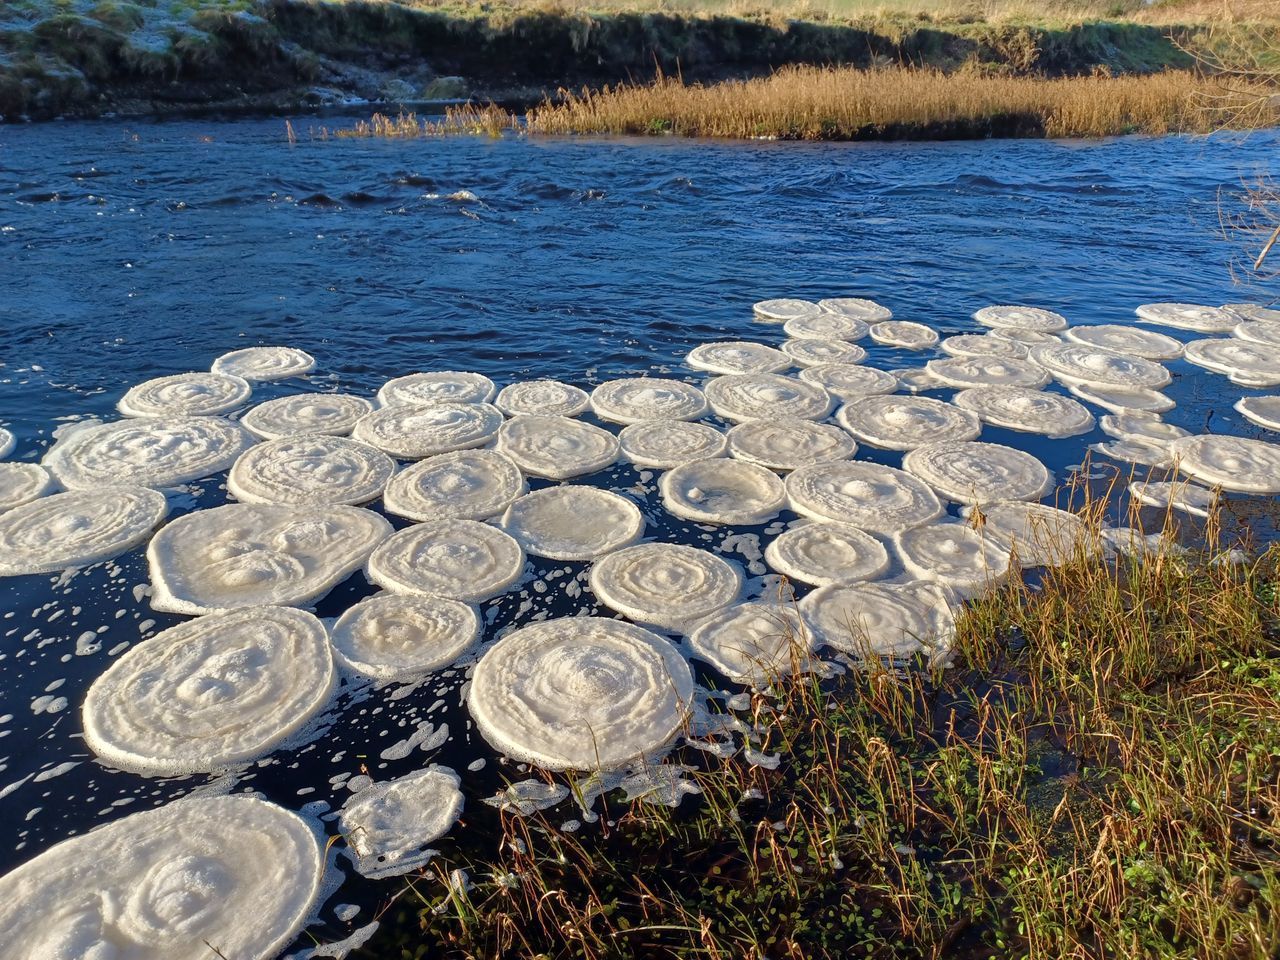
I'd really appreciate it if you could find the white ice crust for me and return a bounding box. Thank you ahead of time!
[0,794,324,960]
[1229,304,1280,322]
[618,420,728,469]
[687,602,813,686]
[500,486,644,561]
[352,403,503,459]
[227,436,395,506]
[1128,479,1218,518]
[1234,320,1280,348]
[240,393,373,440]
[888,367,944,393]
[785,461,943,533]
[780,339,868,367]
[1184,339,1280,387]
[685,341,791,375]
[967,500,1094,568]
[755,298,820,323]
[1066,382,1175,416]
[1033,343,1171,390]
[376,371,497,407]
[0,426,13,458]
[783,312,870,341]
[796,363,898,400]
[1235,396,1280,432]
[383,449,525,522]
[467,616,695,770]
[1135,302,1240,333]
[869,321,939,349]
[726,418,855,471]
[763,521,890,586]
[835,395,981,450]
[1062,325,1184,360]
[331,593,480,679]
[495,379,590,417]
[800,580,955,659]
[0,463,53,513]
[148,502,391,614]
[952,386,1094,438]
[1090,436,1172,468]
[340,766,465,878]
[893,522,1011,596]
[589,542,743,632]
[0,487,168,576]
[496,414,620,479]
[940,335,1028,359]
[816,297,892,322]
[1170,434,1280,493]
[703,374,832,423]
[902,441,1052,504]
[589,377,708,424]
[211,346,316,381]
[973,305,1068,332]
[925,356,1050,390]
[82,606,335,775]
[1099,414,1189,446]
[118,371,252,417]
[659,458,787,525]
[44,416,253,490]
[367,518,525,602]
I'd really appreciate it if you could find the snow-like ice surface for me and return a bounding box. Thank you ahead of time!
[589,377,707,424]
[468,617,695,770]
[685,341,791,375]
[835,395,981,450]
[44,416,253,490]
[989,327,1061,345]
[800,580,955,659]
[1090,436,1172,468]
[495,379,590,417]
[496,414,620,479]
[764,521,890,586]
[869,321,938,349]
[939,334,1028,359]
[352,403,503,459]
[796,363,898,400]
[83,606,335,775]
[780,338,868,367]
[1066,382,1175,416]
[659,458,787,525]
[726,418,855,471]
[888,367,945,394]
[1099,414,1188,446]
[376,371,497,407]
[0,794,323,960]
[783,311,870,341]
[0,487,168,576]
[967,500,1094,568]
[1170,434,1280,493]
[1234,320,1280,348]
[816,297,892,322]
[1229,304,1280,322]
[1235,396,1280,432]
[211,346,316,382]
[382,449,525,522]
[687,602,812,686]
[1128,479,1218,518]
[703,374,832,423]
[952,386,1094,438]
[973,305,1068,332]
[240,393,373,440]
[0,426,13,459]
[1062,324,1184,360]
[1184,339,1280,387]
[339,766,464,878]
[118,371,252,417]
[589,542,743,632]
[367,518,524,602]
[1034,343,1171,390]
[618,419,728,469]
[0,462,52,512]
[1135,302,1240,333]
[227,436,395,506]
[754,298,820,323]
[893,522,1011,596]
[148,503,391,614]
[331,593,480,679]
[902,441,1052,504]
[500,486,644,560]
[785,461,943,533]
[925,356,1050,390]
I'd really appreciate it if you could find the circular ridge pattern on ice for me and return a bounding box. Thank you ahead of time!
[835,395,981,450]
[797,363,898,400]
[1170,434,1280,493]
[0,463,52,513]
[118,372,252,418]
[800,580,955,659]
[1184,339,1280,387]
[973,305,1068,332]
[967,500,1094,568]
[781,338,868,367]
[331,593,480,679]
[659,458,787,525]
[148,502,391,614]
[227,435,395,506]
[764,521,890,586]
[618,419,728,469]
[1090,436,1172,468]
[939,335,1028,359]
[989,328,1061,345]
[786,461,943,533]
[703,374,832,423]
[1135,302,1240,333]
[589,377,708,424]
[589,542,743,632]
[0,427,13,459]
[783,312,870,341]
[0,487,168,576]
[1234,321,1280,348]
[1228,304,1280,322]
[727,418,855,471]
[925,356,1050,389]
[894,522,1011,596]
[497,414,620,479]
[377,371,497,407]
[1128,479,1218,518]
[890,367,945,393]
[467,616,695,770]
[352,403,503,459]
[685,341,791,375]
[687,602,812,686]
[367,518,525,602]
[755,298,820,323]
[495,379,590,417]
[1062,324,1184,360]
[1235,396,1280,432]
[240,393,373,440]
[500,486,644,561]
[902,441,1052,504]
[340,766,465,878]
[1066,382,1175,416]
[1099,414,1189,446]
[817,297,892,322]
[82,606,335,775]
[952,386,1094,438]
[383,449,525,522]
[0,794,324,960]
[211,346,316,382]
[1033,343,1171,390]
[869,320,938,349]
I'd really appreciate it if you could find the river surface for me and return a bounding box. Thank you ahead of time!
[0,117,1277,954]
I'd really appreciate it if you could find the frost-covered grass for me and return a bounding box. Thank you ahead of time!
[370,502,1280,959]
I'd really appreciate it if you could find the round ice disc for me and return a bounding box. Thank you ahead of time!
[939,334,1028,359]
[1235,396,1280,432]
[618,420,728,469]
[835,395,981,451]
[1170,434,1280,493]
[800,580,955,660]
[894,522,1011,596]
[704,374,832,423]
[352,402,503,459]
[1033,343,1171,390]
[0,487,168,576]
[783,312,870,341]
[589,542,743,632]
[763,521,891,586]
[500,486,644,561]
[340,766,465,879]
[212,346,316,382]
[240,393,373,441]
[686,341,791,375]
[0,426,13,459]
[869,321,938,349]
[589,377,707,424]
[1135,302,1240,333]
[1184,339,1280,387]
[1062,324,1184,361]
[0,463,53,513]
[902,440,1052,504]
[496,414,620,480]
[755,298,821,323]
[952,386,1094,438]
[495,379,590,417]
[781,338,868,367]
[118,372,252,418]
[687,602,813,686]
[785,461,943,534]
[1066,382,1175,417]
[726,418,855,471]
[367,518,525,602]
[797,363,898,400]
[973,305,1068,333]
[377,371,497,407]
[331,593,481,679]
[967,500,1094,568]
[1128,479,1218,518]
[227,435,395,506]
[816,297,892,322]
[1099,414,1189,446]
[383,449,525,522]
[659,458,787,525]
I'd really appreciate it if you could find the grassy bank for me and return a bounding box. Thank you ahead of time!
[360,507,1280,959]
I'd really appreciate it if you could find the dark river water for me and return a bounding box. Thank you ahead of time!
[0,117,1276,955]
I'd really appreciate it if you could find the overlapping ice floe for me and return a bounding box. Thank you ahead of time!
[1135,302,1239,333]
[618,420,728,469]
[1235,396,1280,432]
[1099,414,1189,446]
[889,367,945,393]
[989,327,1061,345]
[686,341,791,375]
[869,320,938,349]
[1170,434,1280,493]
[467,617,695,770]
[797,363,898,400]
[1129,479,1218,518]
[240,393,373,440]
[119,371,252,417]
[781,338,868,367]
[902,441,1052,504]
[496,414,619,479]
[1033,343,1171,390]
[966,500,1094,568]
[367,518,524,602]
[227,436,395,506]
[704,374,832,423]
[0,463,52,512]
[331,592,480,679]
[383,449,525,522]
[495,379,590,417]
[83,606,335,775]
[973,305,1067,332]
[1066,382,1175,416]
[377,371,497,406]
[1184,339,1280,387]
[0,426,13,459]
[835,395,981,450]
[755,298,820,323]
[1234,320,1280,348]
[785,461,943,533]
[501,486,644,560]
[940,334,1028,359]
[1090,436,1172,468]
[589,378,707,424]
[0,487,168,576]
[659,458,786,525]
[952,386,1094,438]
[817,297,892,322]
[352,403,503,459]
[726,418,855,471]
[1062,325,1184,360]
[148,503,390,614]
[1228,303,1280,322]
[783,312,870,341]
[764,521,890,586]
[800,580,955,660]
[925,356,1050,389]
[589,542,742,632]
[212,346,316,381]
[893,522,1011,596]
[687,603,812,686]
[340,766,464,878]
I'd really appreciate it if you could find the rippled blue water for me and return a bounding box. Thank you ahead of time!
[0,118,1277,953]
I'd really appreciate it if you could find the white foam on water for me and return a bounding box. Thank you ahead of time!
[484,779,570,815]
[703,374,832,423]
[82,606,335,775]
[1184,339,1280,387]
[148,503,391,615]
[797,363,898,400]
[367,518,525,602]
[894,522,1011,597]
[339,766,464,879]
[1170,434,1280,493]
[1135,302,1240,333]
[726,418,855,471]
[1062,324,1184,360]
[925,356,1049,389]
[0,463,52,513]
[240,393,374,441]
[500,486,644,561]
[659,458,787,525]
[618,419,728,469]
[685,341,791,375]
[686,602,813,686]
[212,346,316,382]
[0,487,168,576]
[1128,479,1218,518]
[496,414,620,479]
[973,305,1068,333]
[952,386,1094,438]
[495,380,590,417]
[785,461,943,533]
[782,312,870,341]
[467,617,695,771]
[869,321,938,349]
[376,371,497,407]
[1235,396,1280,432]
[227,436,395,506]
[966,500,1095,568]
[816,297,892,322]
[331,593,480,679]
[382,449,525,522]
[589,542,743,632]
[763,521,890,586]
[1066,382,1176,416]
[902,440,1052,504]
[800,580,955,660]
[118,371,252,418]
[352,403,503,459]
[835,395,981,451]
[780,339,868,367]
[589,378,707,424]
[1033,343,1171,390]
[940,334,1028,359]
[755,298,821,323]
